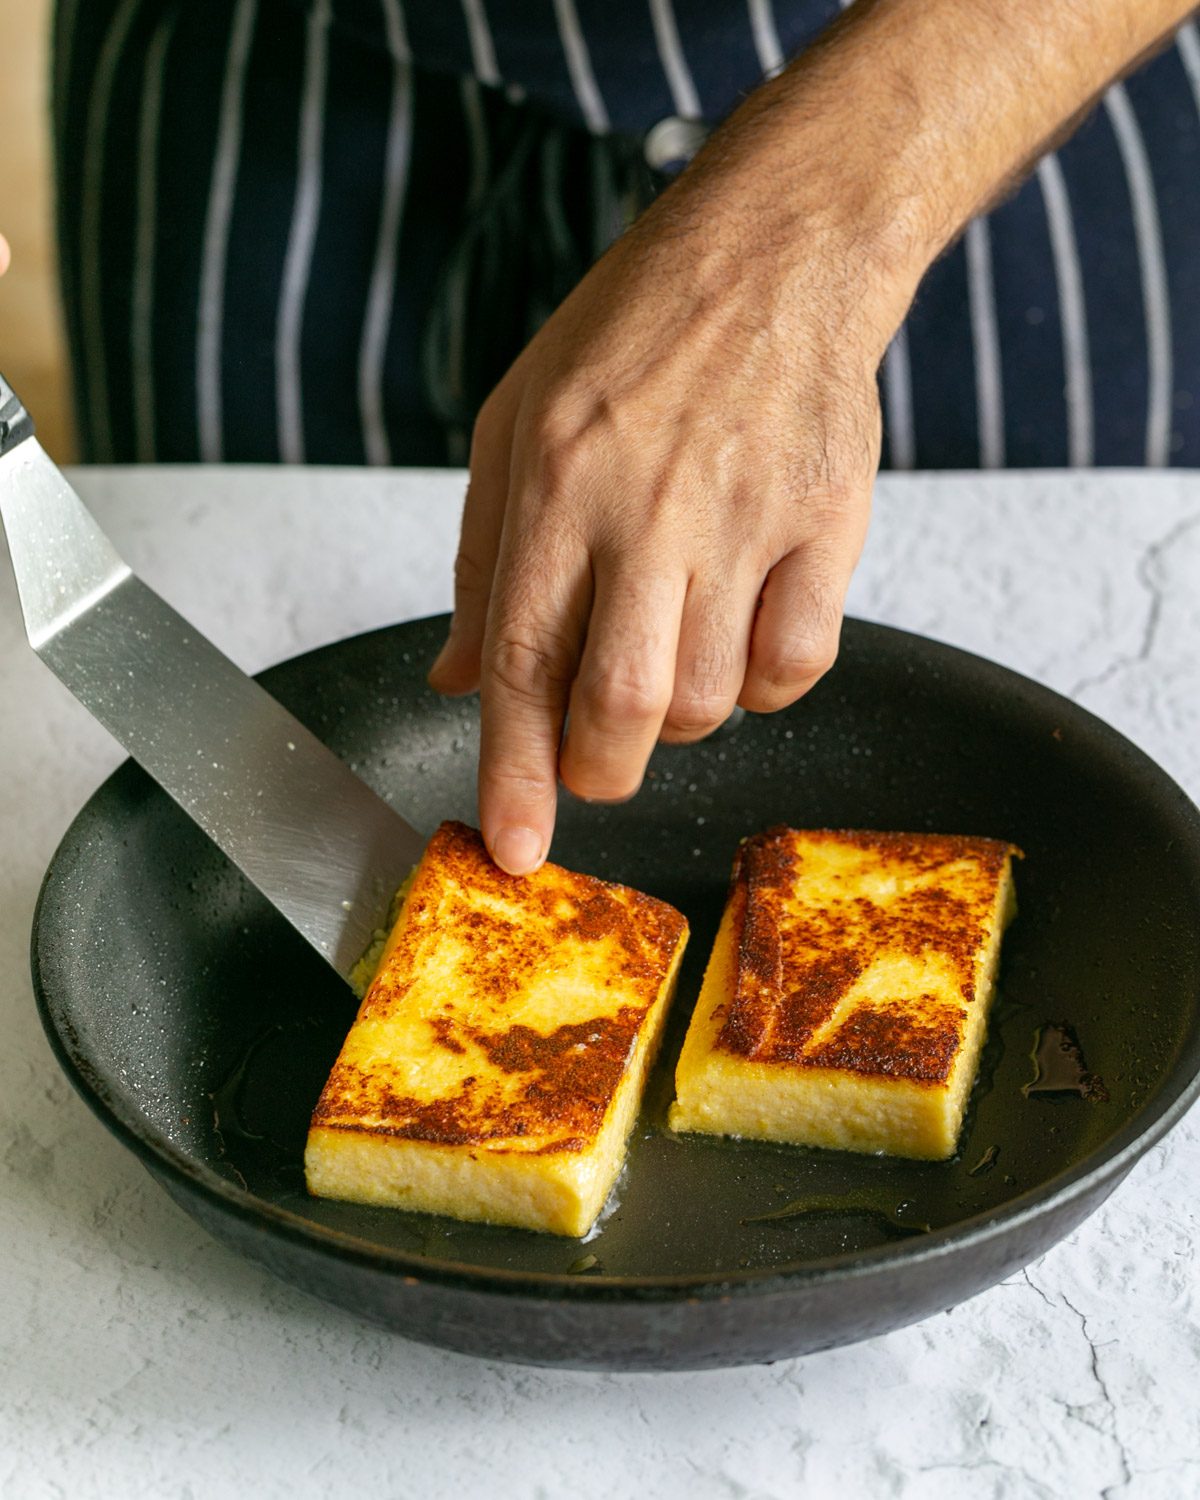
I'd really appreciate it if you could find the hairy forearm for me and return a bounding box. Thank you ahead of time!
[665,0,1196,344]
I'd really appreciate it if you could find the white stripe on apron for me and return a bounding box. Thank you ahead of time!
[459,0,500,88]
[1103,82,1172,467]
[1036,153,1093,468]
[882,325,915,471]
[131,8,176,464]
[276,0,332,465]
[79,0,143,464]
[552,0,609,134]
[746,0,784,78]
[359,0,413,467]
[197,0,258,464]
[965,217,1005,469]
[649,0,702,120]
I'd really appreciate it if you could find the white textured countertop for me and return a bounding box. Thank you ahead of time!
[2,467,1199,1498]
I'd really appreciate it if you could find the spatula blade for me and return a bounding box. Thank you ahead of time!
[0,421,426,981]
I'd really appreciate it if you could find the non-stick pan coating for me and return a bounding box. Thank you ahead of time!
[32,617,1200,1369]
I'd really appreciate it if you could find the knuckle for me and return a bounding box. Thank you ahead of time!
[747,578,845,709]
[453,543,491,598]
[524,397,576,450]
[532,427,594,500]
[522,391,616,499]
[663,632,739,737]
[481,764,553,800]
[755,626,840,700]
[663,689,733,739]
[487,624,575,705]
[581,663,671,726]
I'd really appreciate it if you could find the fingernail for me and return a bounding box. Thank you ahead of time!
[491,825,543,876]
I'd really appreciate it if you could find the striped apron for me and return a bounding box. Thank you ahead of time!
[53,0,1200,470]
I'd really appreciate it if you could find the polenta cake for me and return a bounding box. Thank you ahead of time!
[306,821,688,1236]
[668,827,1019,1160]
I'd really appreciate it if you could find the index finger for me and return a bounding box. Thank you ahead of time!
[478,548,591,875]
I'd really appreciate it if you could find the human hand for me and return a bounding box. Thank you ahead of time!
[429,141,913,875]
[0,234,11,276]
[431,0,1200,877]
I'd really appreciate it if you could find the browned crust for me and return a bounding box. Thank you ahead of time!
[312,1006,644,1152]
[802,995,966,1083]
[713,827,1017,1083]
[310,822,686,1152]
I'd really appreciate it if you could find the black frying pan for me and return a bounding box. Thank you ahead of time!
[31,615,1200,1370]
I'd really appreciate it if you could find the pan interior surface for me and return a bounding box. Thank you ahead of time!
[33,617,1200,1285]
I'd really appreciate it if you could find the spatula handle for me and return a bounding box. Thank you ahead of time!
[0,372,35,458]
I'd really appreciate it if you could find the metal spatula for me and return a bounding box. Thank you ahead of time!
[0,373,426,980]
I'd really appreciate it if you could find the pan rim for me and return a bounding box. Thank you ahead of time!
[30,615,1200,1305]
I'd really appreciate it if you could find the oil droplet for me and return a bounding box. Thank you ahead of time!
[1024,1022,1109,1101]
[209,1025,289,1165]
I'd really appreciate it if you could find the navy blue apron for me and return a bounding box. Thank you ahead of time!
[53,0,1200,469]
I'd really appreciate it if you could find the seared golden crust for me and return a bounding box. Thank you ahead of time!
[313,1006,645,1152]
[310,821,687,1155]
[716,827,1018,1083]
[669,826,1018,1160]
[371,822,684,1013]
[802,994,964,1082]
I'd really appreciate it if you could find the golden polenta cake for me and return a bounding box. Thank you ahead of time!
[668,828,1019,1160]
[306,821,688,1237]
